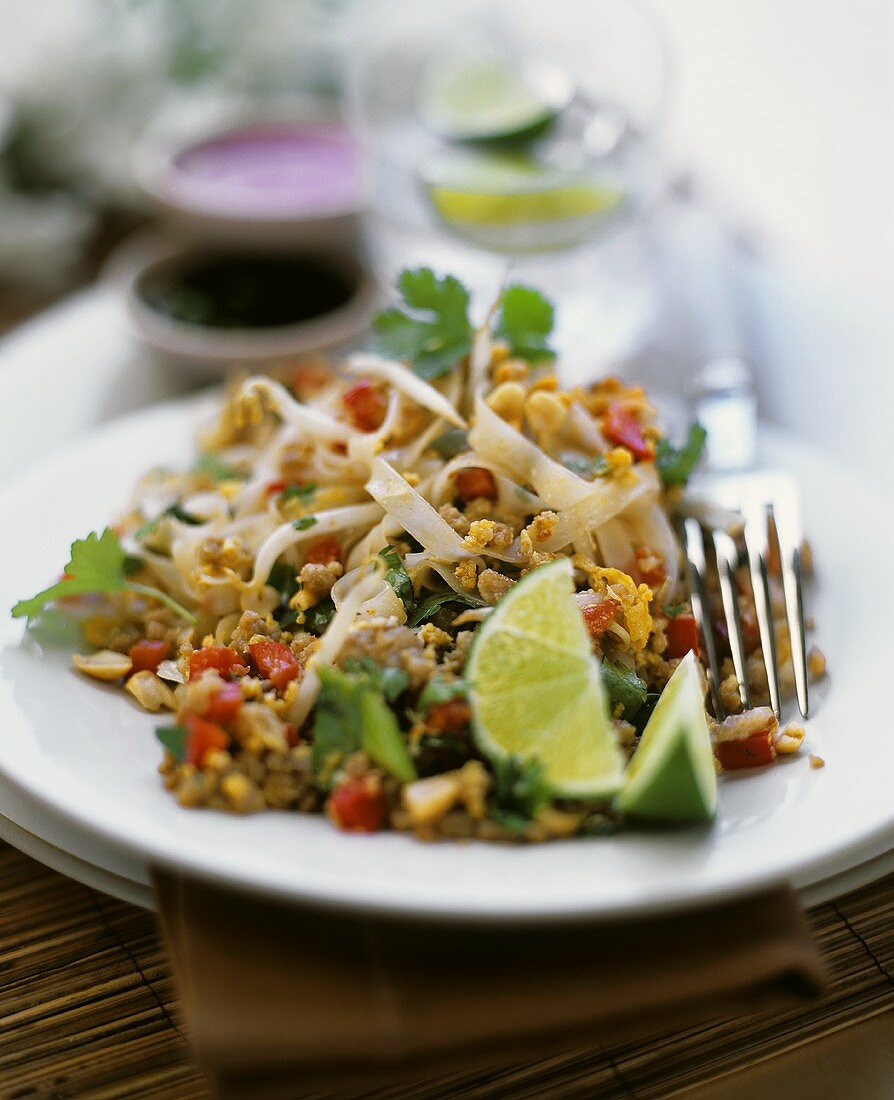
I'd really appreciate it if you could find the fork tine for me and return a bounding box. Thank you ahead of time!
[742,502,782,719]
[682,518,726,720]
[712,530,751,711]
[771,503,810,719]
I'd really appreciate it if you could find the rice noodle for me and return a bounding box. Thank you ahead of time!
[346,353,466,428]
[238,377,358,443]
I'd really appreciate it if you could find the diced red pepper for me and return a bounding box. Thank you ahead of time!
[715,730,777,770]
[342,379,387,431]
[666,614,701,659]
[602,403,655,461]
[264,480,286,497]
[185,713,230,767]
[305,535,342,565]
[283,722,301,748]
[128,639,169,674]
[328,775,388,832]
[204,681,244,725]
[455,467,498,502]
[634,547,666,587]
[189,646,244,681]
[426,700,472,733]
[581,600,617,639]
[249,640,300,691]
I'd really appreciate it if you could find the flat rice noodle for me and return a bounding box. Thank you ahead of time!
[346,353,466,428]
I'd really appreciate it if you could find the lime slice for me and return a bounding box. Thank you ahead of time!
[615,652,717,823]
[420,58,566,144]
[467,558,625,798]
[420,150,624,252]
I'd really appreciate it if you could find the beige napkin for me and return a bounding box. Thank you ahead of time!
[153,867,825,1099]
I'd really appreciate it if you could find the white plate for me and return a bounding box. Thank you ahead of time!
[0,393,891,922]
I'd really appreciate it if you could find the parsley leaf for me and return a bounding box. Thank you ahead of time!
[655,423,707,487]
[11,528,196,624]
[494,284,556,363]
[409,588,484,627]
[155,724,188,762]
[491,755,551,830]
[372,267,473,380]
[379,546,416,614]
[293,516,318,531]
[601,661,648,723]
[430,427,469,460]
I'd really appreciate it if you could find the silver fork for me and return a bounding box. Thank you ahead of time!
[679,359,810,722]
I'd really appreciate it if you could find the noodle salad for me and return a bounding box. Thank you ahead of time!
[12,270,821,839]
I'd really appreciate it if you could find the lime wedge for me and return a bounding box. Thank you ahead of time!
[420,58,567,144]
[615,652,717,823]
[467,558,625,798]
[420,150,624,252]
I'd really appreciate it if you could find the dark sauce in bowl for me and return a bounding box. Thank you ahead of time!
[140,253,357,330]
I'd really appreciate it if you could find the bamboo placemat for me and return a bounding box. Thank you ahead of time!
[0,842,892,1099]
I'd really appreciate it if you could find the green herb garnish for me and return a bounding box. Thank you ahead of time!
[601,661,648,723]
[372,268,473,380]
[562,454,608,479]
[409,589,484,627]
[655,423,707,487]
[430,427,469,460]
[12,528,196,625]
[304,596,336,636]
[312,666,416,785]
[279,482,316,503]
[293,516,318,531]
[155,724,188,762]
[379,546,416,614]
[418,675,468,713]
[135,502,203,540]
[663,603,687,619]
[494,284,556,363]
[192,453,242,481]
[342,657,409,703]
[491,755,551,831]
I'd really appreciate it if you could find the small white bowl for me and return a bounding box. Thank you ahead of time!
[116,236,379,376]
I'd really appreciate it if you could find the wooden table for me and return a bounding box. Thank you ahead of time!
[1,840,892,1099]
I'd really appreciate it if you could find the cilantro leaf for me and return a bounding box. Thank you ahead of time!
[494,284,556,363]
[192,453,243,481]
[663,603,687,619]
[293,516,318,531]
[409,588,484,627]
[418,675,468,713]
[372,268,473,380]
[304,596,336,636]
[342,657,409,702]
[155,724,188,762]
[11,527,196,625]
[312,666,416,785]
[655,423,707,487]
[601,661,648,723]
[279,482,316,503]
[379,546,416,614]
[491,755,551,830]
[430,428,469,460]
[562,453,608,479]
[135,502,203,540]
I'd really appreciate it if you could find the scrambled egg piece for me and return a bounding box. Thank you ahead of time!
[577,559,654,650]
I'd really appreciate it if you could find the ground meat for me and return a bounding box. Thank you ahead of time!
[229,610,281,654]
[438,503,470,535]
[478,569,515,606]
[295,560,343,610]
[196,536,253,581]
